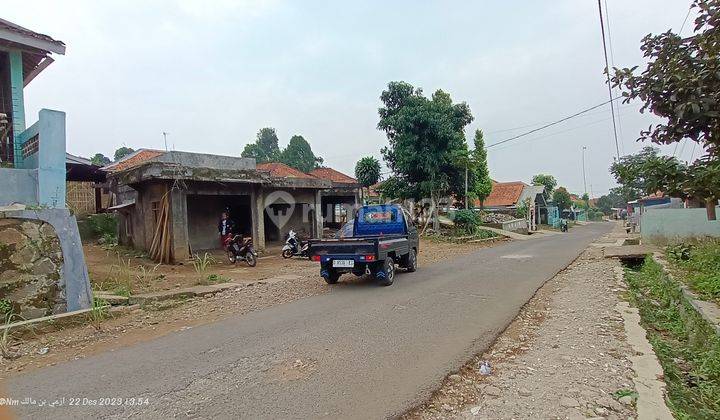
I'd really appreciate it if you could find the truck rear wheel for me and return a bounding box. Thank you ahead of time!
[404,249,417,272]
[375,257,395,286]
[324,270,340,284]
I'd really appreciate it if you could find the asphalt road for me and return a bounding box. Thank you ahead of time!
[7,223,612,419]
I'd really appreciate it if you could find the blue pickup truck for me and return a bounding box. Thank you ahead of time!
[308,204,419,286]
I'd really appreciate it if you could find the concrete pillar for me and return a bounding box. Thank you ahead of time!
[36,110,66,208]
[9,50,25,167]
[170,188,190,261]
[314,189,323,238]
[252,186,266,251]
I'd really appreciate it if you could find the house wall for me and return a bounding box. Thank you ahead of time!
[641,206,720,243]
[0,168,37,206]
[186,195,252,252]
[260,187,320,242]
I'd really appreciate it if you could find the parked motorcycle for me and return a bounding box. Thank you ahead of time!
[224,235,257,266]
[282,229,309,259]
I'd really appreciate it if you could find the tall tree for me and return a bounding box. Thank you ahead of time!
[378,81,473,230]
[90,153,111,166]
[632,154,720,220]
[355,156,381,203]
[113,147,135,162]
[553,187,572,212]
[242,127,281,163]
[532,174,557,198]
[611,0,720,159]
[279,135,323,172]
[472,129,492,205]
[610,0,720,218]
[596,192,625,215]
[609,146,661,202]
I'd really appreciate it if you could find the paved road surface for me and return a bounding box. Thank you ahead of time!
[7,223,612,419]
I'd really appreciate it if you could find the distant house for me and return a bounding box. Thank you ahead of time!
[478,181,549,226]
[308,167,361,230]
[65,153,109,216]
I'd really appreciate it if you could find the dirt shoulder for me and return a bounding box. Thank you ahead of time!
[1,237,506,379]
[405,234,640,419]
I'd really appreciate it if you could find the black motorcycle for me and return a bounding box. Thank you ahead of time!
[281,229,309,259]
[560,219,569,232]
[225,235,258,266]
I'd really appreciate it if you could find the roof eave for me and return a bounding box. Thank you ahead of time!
[0,27,65,55]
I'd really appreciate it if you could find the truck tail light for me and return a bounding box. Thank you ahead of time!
[363,255,376,261]
[311,255,321,262]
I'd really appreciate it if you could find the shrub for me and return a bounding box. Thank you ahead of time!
[453,209,480,235]
[87,213,118,242]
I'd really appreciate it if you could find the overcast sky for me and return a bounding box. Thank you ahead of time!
[7,0,695,196]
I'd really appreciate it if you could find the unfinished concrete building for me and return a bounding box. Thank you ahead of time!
[107,150,359,262]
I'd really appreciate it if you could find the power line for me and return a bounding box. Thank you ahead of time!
[679,8,692,35]
[603,0,625,155]
[485,103,635,135]
[490,111,629,152]
[486,97,620,149]
[598,0,621,159]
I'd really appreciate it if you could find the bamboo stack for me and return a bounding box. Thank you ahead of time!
[149,192,172,264]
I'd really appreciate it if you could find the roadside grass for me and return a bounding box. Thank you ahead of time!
[92,253,163,297]
[88,297,109,331]
[197,273,230,286]
[667,239,720,303]
[624,257,720,419]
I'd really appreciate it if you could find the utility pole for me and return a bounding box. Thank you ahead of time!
[582,146,588,195]
[597,0,621,160]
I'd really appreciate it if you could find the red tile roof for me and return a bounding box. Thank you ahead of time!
[481,181,528,207]
[104,149,165,172]
[308,167,357,184]
[256,162,315,179]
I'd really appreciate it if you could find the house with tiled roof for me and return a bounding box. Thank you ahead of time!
[308,167,361,230]
[107,151,359,260]
[475,181,551,229]
[102,149,165,173]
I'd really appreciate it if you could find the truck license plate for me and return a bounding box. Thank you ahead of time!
[333,259,354,268]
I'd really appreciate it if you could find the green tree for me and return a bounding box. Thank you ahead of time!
[553,187,573,212]
[596,192,625,215]
[610,0,720,219]
[113,147,135,162]
[532,174,557,198]
[472,129,492,205]
[378,81,473,230]
[355,156,381,202]
[611,0,720,158]
[279,135,323,172]
[90,153,111,166]
[242,127,281,163]
[609,146,661,202]
[636,154,720,220]
[581,193,590,209]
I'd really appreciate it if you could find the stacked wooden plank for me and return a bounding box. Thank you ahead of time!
[149,191,172,264]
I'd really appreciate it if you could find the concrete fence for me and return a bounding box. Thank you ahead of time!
[641,206,720,243]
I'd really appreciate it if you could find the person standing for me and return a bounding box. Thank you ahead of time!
[218,211,236,248]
